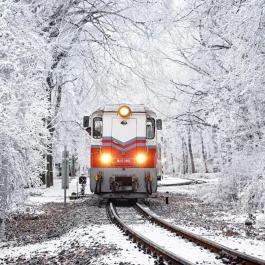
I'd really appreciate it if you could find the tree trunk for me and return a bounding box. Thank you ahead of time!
[44,53,65,187]
[170,153,175,174]
[46,115,54,187]
[182,137,189,174]
[200,133,209,173]
[212,126,220,172]
[187,126,195,173]
[46,150,53,187]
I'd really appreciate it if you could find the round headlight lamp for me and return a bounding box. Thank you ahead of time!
[136,153,147,164]
[118,105,131,118]
[100,153,112,164]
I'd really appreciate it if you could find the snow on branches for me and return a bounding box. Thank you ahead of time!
[0,1,50,211]
[168,0,265,212]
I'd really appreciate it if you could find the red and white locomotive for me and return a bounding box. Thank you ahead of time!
[83,104,162,199]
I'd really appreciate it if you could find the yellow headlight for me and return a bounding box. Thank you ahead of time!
[100,153,112,164]
[136,153,147,164]
[118,105,131,118]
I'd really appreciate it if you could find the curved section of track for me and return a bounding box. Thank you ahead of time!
[106,202,194,265]
[136,203,265,265]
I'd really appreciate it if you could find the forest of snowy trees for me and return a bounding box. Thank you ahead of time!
[0,0,265,215]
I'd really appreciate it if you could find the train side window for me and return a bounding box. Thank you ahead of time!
[146,117,155,139]
[93,117,102,139]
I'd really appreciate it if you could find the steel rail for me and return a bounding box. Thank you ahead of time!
[136,203,265,265]
[106,202,194,265]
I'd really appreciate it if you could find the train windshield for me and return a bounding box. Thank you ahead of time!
[93,117,102,139]
[146,117,155,139]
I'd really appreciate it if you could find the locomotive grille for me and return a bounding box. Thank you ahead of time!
[115,176,132,186]
[110,175,138,192]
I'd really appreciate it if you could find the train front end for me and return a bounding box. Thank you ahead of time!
[83,104,162,199]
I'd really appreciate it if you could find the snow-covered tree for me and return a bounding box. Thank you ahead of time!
[163,0,265,212]
[28,0,175,176]
[0,1,50,214]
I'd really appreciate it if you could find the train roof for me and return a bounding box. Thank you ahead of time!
[92,104,156,116]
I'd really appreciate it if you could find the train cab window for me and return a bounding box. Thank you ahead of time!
[146,117,155,139]
[93,117,102,139]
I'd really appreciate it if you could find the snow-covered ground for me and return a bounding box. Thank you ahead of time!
[158,176,193,186]
[1,174,265,264]
[179,224,265,260]
[1,177,155,264]
[158,174,265,233]
[1,224,154,265]
[158,174,219,195]
[153,174,265,261]
[25,178,92,205]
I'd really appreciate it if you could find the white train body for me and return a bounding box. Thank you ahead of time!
[83,104,162,199]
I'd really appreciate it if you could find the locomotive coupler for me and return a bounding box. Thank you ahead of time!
[110,176,116,191]
[132,175,138,191]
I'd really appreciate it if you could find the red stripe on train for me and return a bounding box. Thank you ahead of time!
[90,146,156,168]
[102,139,146,149]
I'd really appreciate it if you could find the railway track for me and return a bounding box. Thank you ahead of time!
[106,201,194,265]
[106,201,265,265]
[135,203,265,265]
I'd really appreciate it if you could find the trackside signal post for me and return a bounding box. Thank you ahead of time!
[62,146,69,206]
